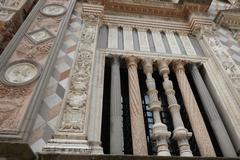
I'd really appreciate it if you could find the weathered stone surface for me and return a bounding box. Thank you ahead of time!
[126,56,148,155]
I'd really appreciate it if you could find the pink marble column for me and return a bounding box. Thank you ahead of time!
[173,61,216,157]
[126,56,148,155]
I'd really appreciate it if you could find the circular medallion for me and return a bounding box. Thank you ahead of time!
[40,4,67,17]
[0,60,42,86]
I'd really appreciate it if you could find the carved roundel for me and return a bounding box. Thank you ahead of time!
[40,4,67,17]
[0,60,42,86]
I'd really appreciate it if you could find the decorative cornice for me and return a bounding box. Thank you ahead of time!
[88,0,212,20]
[103,12,213,34]
[215,8,240,30]
[100,49,208,64]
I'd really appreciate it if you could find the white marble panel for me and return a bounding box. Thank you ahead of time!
[152,30,166,53]
[108,26,118,49]
[165,31,181,54]
[179,34,197,56]
[138,29,150,52]
[123,27,134,50]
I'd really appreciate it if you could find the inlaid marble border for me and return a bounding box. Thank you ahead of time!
[40,4,67,17]
[0,59,42,87]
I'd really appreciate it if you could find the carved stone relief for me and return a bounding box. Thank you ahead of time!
[40,4,67,17]
[0,0,23,9]
[0,0,68,136]
[58,24,97,133]
[26,28,55,44]
[0,60,42,86]
[0,83,31,129]
[206,35,240,95]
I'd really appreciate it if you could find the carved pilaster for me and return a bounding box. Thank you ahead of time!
[142,58,171,156]
[126,56,148,155]
[158,60,192,157]
[173,61,216,157]
[43,3,104,154]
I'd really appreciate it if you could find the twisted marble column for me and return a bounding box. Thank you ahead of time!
[158,60,193,157]
[143,58,171,156]
[173,61,216,157]
[190,64,237,157]
[110,57,124,154]
[126,56,148,155]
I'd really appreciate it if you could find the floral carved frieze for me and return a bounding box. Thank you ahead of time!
[58,24,97,133]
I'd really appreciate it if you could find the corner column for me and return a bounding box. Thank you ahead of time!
[126,56,148,155]
[110,57,124,154]
[158,60,192,157]
[173,61,216,157]
[190,64,237,157]
[142,58,171,156]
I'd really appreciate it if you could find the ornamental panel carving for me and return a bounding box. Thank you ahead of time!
[206,35,240,95]
[59,24,97,133]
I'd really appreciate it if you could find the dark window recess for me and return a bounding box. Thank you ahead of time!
[138,69,155,155]
[187,68,223,157]
[101,60,111,154]
[121,68,133,154]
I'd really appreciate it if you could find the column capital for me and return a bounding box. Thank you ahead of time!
[125,56,139,68]
[157,59,171,76]
[173,60,187,72]
[143,58,153,75]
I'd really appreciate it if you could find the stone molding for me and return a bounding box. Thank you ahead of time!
[103,13,213,34]
[101,49,208,64]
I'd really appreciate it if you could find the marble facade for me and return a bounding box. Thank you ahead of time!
[0,0,240,159]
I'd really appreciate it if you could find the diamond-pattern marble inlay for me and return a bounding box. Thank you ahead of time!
[28,7,82,153]
[26,28,55,44]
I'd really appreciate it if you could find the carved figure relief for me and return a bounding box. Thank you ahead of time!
[40,4,67,17]
[208,37,240,76]
[17,37,53,59]
[59,24,97,133]
[0,0,22,8]
[207,35,240,95]
[0,60,42,86]
[0,83,31,129]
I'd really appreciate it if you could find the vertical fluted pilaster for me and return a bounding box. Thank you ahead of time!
[158,60,193,157]
[110,57,124,154]
[173,61,216,157]
[190,64,237,157]
[126,56,148,155]
[143,58,171,156]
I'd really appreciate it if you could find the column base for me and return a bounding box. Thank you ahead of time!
[42,139,102,155]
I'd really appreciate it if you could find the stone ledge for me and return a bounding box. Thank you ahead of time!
[38,154,240,160]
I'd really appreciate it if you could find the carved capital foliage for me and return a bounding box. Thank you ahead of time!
[82,3,104,25]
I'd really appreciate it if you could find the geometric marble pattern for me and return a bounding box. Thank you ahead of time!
[28,8,82,153]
